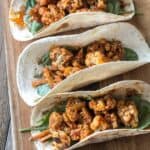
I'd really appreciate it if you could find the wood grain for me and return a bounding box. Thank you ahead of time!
[0,2,10,149]
[2,0,150,150]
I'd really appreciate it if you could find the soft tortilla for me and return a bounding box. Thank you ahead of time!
[16,22,150,106]
[9,0,135,41]
[31,80,150,150]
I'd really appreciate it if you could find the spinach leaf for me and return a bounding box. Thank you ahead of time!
[26,0,36,9]
[107,0,124,15]
[51,101,67,113]
[124,48,138,61]
[30,21,43,34]
[86,96,93,101]
[36,111,50,127]
[37,84,51,96]
[63,45,78,52]
[24,13,43,34]
[107,3,114,13]
[24,15,32,28]
[38,52,51,66]
[19,102,66,133]
[19,126,48,133]
[130,95,150,129]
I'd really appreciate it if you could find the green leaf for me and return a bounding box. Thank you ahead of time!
[26,0,36,9]
[63,45,78,52]
[19,126,48,133]
[19,102,67,133]
[86,96,93,101]
[36,111,50,127]
[38,52,51,66]
[124,47,138,61]
[107,3,114,13]
[30,21,43,34]
[114,1,120,15]
[130,95,150,129]
[51,101,67,113]
[37,84,51,96]
[107,0,125,15]
[24,15,32,28]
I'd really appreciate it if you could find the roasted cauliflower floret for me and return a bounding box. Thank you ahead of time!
[105,113,119,129]
[117,100,139,128]
[80,107,93,124]
[85,39,124,66]
[59,131,71,147]
[50,46,73,68]
[85,51,107,66]
[63,66,81,77]
[63,113,77,129]
[49,112,63,130]
[41,4,65,25]
[66,98,85,122]
[97,0,107,10]
[90,115,110,131]
[70,128,81,141]
[52,131,71,149]
[87,0,106,9]
[89,96,117,114]
[80,124,92,140]
[57,0,83,13]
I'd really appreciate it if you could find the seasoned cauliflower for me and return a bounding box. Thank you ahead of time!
[49,112,63,130]
[90,115,110,131]
[50,46,73,68]
[117,100,139,128]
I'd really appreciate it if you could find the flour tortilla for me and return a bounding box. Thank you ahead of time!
[16,22,150,106]
[31,80,150,150]
[9,0,135,41]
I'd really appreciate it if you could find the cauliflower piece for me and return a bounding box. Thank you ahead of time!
[90,115,110,131]
[50,46,73,68]
[40,4,65,25]
[89,96,117,114]
[80,124,92,140]
[66,98,85,122]
[97,0,107,10]
[105,113,119,129]
[49,112,63,130]
[63,113,77,129]
[117,100,139,128]
[63,66,81,77]
[52,130,71,149]
[85,39,124,67]
[85,51,106,66]
[57,0,83,13]
[80,107,93,124]
[70,128,81,141]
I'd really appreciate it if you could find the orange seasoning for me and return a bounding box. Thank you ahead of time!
[10,8,25,27]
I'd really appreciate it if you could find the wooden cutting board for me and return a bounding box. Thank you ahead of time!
[2,0,150,150]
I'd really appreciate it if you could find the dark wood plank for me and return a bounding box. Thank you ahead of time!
[2,0,150,150]
[0,3,10,149]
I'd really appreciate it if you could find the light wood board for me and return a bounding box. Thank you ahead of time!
[2,0,150,150]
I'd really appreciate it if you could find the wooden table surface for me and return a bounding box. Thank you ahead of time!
[1,0,150,150]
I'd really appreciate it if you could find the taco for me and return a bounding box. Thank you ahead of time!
[9,0,135,41]
[16,22,150,106]
[20,80,150,150]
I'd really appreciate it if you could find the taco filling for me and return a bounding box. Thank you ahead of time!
[32,38,138,96]
[10,0,129,34]
[21,92,150,149]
